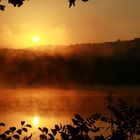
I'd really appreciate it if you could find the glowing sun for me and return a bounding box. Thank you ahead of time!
[33,36,40,43]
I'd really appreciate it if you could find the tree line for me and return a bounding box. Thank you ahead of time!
[0,38,140,87]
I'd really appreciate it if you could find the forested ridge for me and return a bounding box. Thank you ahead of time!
[0,38,140,87]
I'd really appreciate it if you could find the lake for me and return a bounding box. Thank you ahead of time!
[0,86,140,138]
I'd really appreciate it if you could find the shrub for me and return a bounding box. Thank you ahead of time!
[0,97,140,140]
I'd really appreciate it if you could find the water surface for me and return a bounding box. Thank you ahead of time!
[0,87,139,133]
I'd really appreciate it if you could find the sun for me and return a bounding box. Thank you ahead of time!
[33,36,40,43]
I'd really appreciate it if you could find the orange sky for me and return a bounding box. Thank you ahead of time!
[0,0,140,48]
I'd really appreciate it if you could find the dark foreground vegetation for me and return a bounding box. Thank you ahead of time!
[0,38,140,87]
[0,0,89,11]
[0,97,140,140]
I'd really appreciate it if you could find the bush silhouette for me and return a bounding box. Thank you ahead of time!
[37,97,140,140]
[0,121,32,140]
[0,97,140,140]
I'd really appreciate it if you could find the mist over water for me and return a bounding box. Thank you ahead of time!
[0,87,140,128]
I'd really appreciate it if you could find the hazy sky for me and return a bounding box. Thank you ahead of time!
[0,0,140,48]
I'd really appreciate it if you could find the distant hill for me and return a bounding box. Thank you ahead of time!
[0,37,140,87]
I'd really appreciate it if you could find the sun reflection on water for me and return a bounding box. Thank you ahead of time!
[33,116,39,126]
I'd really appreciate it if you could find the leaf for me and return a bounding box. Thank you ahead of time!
[0,122,5,126]
[22,128,28,132]
[69,0,76,8]
[48,133,54,140]
[66,125,75,134]
[87,123,92,127]
[43,127,48,134]
[0,5,5,11]
[75,114,85,122]
[62,125,77,136]
[51,129,57,136]
[10,127,16,133]
[39,134,47,140]
[26,124,32,128]
[17,1,23,7]
[5,130,10,135]
[38,127,44,133]
[0,134,6,139]
[80,124,89,133]
[25,133,34,140]
[0,123,5,126]
[13,134,20,140]
[59,124,62,130]
[72,119,79,125]
[21,121,25,126]
[86,118,90,122]
[62,125,66,132]
[55,125,59,131]
[16,129,22,135]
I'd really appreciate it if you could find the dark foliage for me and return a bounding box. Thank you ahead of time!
[0,0,89,11]
[37,97,140,140]
[0,97,140,140]
[0,0,25,10]
[69,0,89,8]
[0,5,5,10]
[0,121,32,140]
